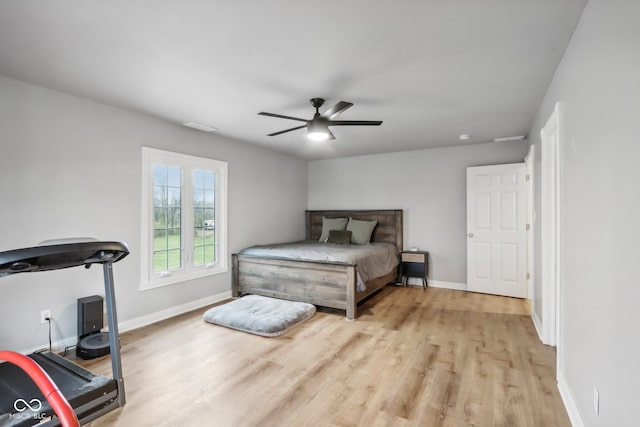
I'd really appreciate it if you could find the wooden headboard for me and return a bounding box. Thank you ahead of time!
[305,209,403,251]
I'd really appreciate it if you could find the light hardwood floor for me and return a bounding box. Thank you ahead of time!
[84,286,570,427]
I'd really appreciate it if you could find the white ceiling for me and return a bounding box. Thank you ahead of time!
[0,0,587,160]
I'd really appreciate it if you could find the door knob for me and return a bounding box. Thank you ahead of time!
[468,233,474,237]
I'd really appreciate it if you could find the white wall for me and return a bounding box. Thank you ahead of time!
[0,76,308,352]
[527,1,640,425]
[309,141,528,286]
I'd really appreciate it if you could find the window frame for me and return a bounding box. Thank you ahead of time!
[141,147,228,290]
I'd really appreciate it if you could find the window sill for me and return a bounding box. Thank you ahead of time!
[140,265,229,291]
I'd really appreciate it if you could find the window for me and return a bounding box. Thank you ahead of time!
[141,147,228,289]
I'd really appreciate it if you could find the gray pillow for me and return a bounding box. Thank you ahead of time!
[327,230,352,245]
[318,217,348,242]
[346,218,378,244]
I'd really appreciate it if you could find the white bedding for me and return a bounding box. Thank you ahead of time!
[239,240,399,292]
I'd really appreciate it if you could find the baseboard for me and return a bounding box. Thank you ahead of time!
[393,279,467,291]
[20,291,232,355]
[427,280,467,291]
[532,310,544,342]
[22,336,78,356]
[118,290,232,333]
[557,367,585,427]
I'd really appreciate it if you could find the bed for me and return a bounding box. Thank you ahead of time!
[232,209,403,319]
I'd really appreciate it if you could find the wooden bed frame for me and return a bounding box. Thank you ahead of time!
[231,209,403,320]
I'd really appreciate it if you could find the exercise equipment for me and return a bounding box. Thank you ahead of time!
[0,351,79,427]
[0,239,129,426]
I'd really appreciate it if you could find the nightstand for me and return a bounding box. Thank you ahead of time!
[400,251,428,289]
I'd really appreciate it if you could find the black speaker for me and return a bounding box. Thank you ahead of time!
[76,295,110,360]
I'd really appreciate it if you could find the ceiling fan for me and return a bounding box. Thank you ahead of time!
[258,98,382,141]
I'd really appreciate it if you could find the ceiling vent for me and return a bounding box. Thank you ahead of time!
[182,122,217,132]
[493,135,526,143]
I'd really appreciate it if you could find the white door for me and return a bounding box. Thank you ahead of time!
[467,163,527,298]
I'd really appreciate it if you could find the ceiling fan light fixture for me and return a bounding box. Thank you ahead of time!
[307,131,330,141]
[307,121,330,141]
[259,98,381,140]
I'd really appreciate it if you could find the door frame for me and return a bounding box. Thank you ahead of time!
[525,145,535,301]
[540,102,561,347]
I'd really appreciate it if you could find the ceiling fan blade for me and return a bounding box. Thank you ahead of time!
[321,101,353,119]
[266,124,307,137]
[258,112,308,123]
[327,129,336,140]
[328,120,383,126]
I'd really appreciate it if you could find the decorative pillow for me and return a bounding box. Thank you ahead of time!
[318,217,348,242]
[327,230,352,245]
[346,218,378,245]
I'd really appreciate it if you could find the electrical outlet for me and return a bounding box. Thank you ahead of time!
[40,309,51,324]
[593,386,599,415]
